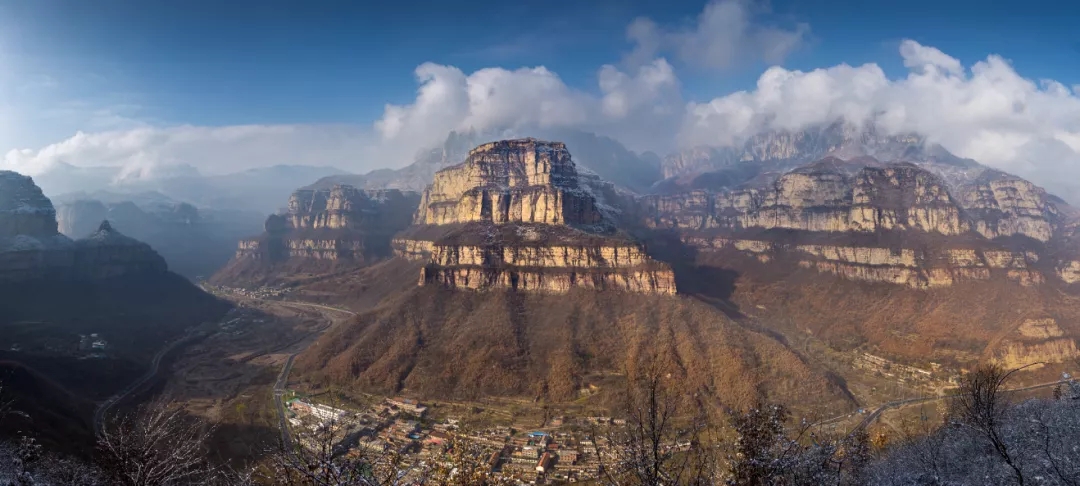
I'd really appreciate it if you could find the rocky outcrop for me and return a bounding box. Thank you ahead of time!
[0,171,169,282]
[416,139,606,227]
[1,171,59,239]
[683,235,1042,288]
[958,171,1057,241]
[994,339,1080,369]
[396,139,675,295]
[1058,261,1080,284]
[642,152,1080,288]
[645,160,971,236]
[232,186,419,263]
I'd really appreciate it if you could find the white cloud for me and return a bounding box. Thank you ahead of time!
[680,39,1080,197]
[2,124,376,177]
[625,0,810,70]
[374,59,681,155]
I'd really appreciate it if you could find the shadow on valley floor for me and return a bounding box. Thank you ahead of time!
[642,229,743,318]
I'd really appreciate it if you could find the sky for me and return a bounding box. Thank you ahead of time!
[1,0,1080,192]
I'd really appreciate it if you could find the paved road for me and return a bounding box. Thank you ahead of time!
[93,330,202,435]
[838,378,1072,436]
[259,299,355,451]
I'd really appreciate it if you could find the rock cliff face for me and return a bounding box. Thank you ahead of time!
[54,198,258,279]
[416,139,606,226]
[641,156,1073,288]
[224,185,419,270]
[0,171,168,282]
[395,139,675,294]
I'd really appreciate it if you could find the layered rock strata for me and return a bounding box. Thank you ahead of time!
[395,139,675,294]
[0,171,167,282]
[644,157,1072,288]
[686,236,1042,288]
[234,185,419,262]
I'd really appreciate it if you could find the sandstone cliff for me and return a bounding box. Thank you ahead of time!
[231,185,419,263]
[395,139,675,294]
[212,185,420,286]
[640,156,1072,288]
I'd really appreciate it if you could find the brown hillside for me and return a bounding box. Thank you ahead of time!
[701,250,1080,372]
[294,286,853,414]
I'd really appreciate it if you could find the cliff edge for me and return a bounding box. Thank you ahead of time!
[393,139,676,294]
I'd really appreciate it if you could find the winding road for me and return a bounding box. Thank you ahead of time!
[93,329,204,434]
[814,378,1074,437]
[262,300,355,450]
[92,291,355,441]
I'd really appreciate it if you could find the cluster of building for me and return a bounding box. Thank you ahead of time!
[201,283,291,300]
[853,352,958,387]
[285,396,621,484]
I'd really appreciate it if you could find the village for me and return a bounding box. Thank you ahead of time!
[199,282,292,300]
[284,395,625,484]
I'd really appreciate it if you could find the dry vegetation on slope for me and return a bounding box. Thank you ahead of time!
[294,286,853,415]
[709,250,1080,373]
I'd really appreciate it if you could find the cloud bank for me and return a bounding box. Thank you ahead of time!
[3,0,1080,200]
[681,40,1080,194]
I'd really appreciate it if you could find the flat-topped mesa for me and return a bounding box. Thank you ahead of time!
[396,139,676,295]
[417,138,603,226]
[643,157,1071,288]
[235,185,419,261]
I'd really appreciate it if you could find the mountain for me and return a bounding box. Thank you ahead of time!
[307,130,481,192]
[295,286,852,412]
[54,198,263,279]
[635,146,1080,371]
[293,139,851,412]
[392,138,675,293]
[0,171,229,446]
[211,185,420,286]
[308,129,663,195]
[35,163,348,214]
[657,121,982,193]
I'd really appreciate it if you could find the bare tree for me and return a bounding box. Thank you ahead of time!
[95,400,219,486]
[598,357,719,486]
[263,417,512,486]
[951,364,1025,486]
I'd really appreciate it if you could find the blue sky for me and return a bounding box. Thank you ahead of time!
[5,0,1077,130]
[2,0,1080,191]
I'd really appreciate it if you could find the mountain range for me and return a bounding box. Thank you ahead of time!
[211,125,1080,415]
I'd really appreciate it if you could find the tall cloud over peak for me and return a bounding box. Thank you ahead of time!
[625,0,810,70]
[899,39,964,76]
[680,39,1080,197]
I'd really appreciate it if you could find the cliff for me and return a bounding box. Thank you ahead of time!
[394,139,675,294]
[212,185,420,285]
[641,156,1070,288]
[0,171,168,283]
[55,198,260,279]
